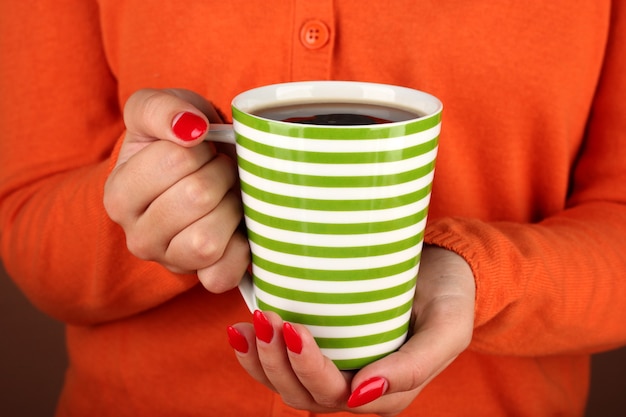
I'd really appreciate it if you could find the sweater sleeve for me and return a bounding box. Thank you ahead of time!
[0,0,198,325]
[425,1,626,356]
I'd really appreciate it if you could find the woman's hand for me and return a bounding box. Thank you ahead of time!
[104,88,250,292]
[227,245,475,416]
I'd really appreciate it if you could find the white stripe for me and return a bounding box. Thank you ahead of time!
[253,263,420,293]
[255,284,415,316]
[242,192,431,223]
[321,333,408,361]
[234,120,440,153]
[306,309,412,338]
[250,241,422,270]
[237,145,438,177]
[246,216,426,247]
[240,169,435,201]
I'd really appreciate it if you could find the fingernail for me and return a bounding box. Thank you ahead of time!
[347,377,389,408]
[282,322,302,354]
[253,310,273,343]
[172,112,207,141]
[226,326,248,354]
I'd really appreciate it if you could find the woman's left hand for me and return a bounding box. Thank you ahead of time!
[227,245,476,416]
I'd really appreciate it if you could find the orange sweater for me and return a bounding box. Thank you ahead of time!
[1,1,626,416]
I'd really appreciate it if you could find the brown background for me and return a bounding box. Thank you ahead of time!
[1,262,625,416]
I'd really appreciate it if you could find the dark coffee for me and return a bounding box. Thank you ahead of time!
[253,102,421,126]
[283,113,392,125]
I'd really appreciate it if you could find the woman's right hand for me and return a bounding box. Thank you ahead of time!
[104,89,250,293]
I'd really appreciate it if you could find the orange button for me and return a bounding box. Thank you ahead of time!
[300,20,330,49]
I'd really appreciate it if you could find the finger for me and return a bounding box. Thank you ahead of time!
[123,88,211,148]
[135,153,238,261]
[253,311,319,410]
[349,294,474,408]
[283,322,352,409]
[196,228,251,294]
[105,141,215,229]
[226,323,276,391]
[343,247,476,413]
[163,188,243,271]
[162,88,224,124]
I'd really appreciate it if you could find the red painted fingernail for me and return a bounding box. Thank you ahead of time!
[172,112,207,141]
[347,377,389,408]
[253,310,273,343]
[226,326,248,354]
[282,322,303,354]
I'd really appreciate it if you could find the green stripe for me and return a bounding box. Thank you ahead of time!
[254,276,416,304]
[247,229,424,258]
[238,157,435,187]
[251,254,420,281]
[233,106,442,139]
[331,353,391,370]
[315,324,409,349]
[236,134,438,164]
[256,298,413,326]
[241,182,432,211]
[244,206,428,234]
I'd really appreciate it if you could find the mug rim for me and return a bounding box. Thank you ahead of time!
[231,80,443,128]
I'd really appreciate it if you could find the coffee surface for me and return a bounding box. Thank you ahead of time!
[283,113,391,125]
[254,102,421,126]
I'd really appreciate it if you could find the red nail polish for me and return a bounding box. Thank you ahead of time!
[253,310,273,343]
[347,377,388,408]
[172,112,207,141]
[283,322,303,354]
[226,326,249,354]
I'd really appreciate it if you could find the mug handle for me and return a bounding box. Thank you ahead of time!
[203,124,256,312]
[238,272,257,313]
[204,123,236,144]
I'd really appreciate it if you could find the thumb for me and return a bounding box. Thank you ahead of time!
[348,271,474,408]
[346,330,459,410]
[171,111,209,142]
[123,88,217,147]
[114,88,220,167]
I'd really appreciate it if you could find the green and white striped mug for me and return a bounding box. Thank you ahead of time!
[211,81,442,370]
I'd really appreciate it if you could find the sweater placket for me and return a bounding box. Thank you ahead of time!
[291,0,335,81]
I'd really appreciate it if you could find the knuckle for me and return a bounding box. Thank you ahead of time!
[124,89,158,121]
[103,191,123,223]
[312,394,342,409]
[125,234,156,261]
[158,143,211,178]
[181,176,217,210]
[396,350,429,391]
[159,143,192,171]
[188,233,222,265]
[103,175,129,224]
[138,89,167,123]
[198,271,237,294]
[259,359,283,377]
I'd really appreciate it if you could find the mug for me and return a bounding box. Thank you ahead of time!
[207,81,442,369]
